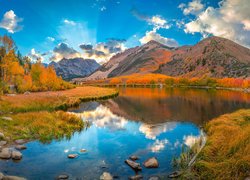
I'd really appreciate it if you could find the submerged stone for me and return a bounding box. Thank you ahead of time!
[129,155,139,161]
[143,157,159,168]
[57,174,69,179]
[129,175,143,180]
[100,172,113,180]
[80,149,87,153]
[68,154,78,159]
[125,159,142,171]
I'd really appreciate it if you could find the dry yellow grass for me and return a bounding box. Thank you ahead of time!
[0,86,118,142]
[0,86,118,113]
[193,109,250,179]
[0,111,85,142]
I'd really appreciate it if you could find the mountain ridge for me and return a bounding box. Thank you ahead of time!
[49,58,100,80]
[75,36,250,81]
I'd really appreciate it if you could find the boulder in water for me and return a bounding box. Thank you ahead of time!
[125,159,142,171]
[143,157,159,168]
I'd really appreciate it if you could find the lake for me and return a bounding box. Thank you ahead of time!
[1,88,250,179]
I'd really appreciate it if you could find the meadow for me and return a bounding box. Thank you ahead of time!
[0,86,118,142]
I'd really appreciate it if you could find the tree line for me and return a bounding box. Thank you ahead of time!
[0,35,72,94]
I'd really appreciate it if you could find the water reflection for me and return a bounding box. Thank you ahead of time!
[102,88,250,125]
[1,88,250,179]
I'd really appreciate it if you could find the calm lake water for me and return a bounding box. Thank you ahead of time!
[1,88,250,179]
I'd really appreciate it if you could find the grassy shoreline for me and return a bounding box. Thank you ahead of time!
[178,109,250,179]
[85,83,250,94]
[0,86,118,143]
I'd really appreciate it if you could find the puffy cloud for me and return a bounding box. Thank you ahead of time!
[140,29,179,47]
[28,48,44,62]
[63,19,76,26]
[150,139,169,153]
[50,43,82,61]
[75,105,128,131]
[178,0,204,15]
[183,135,200,148]
[184,0,250,47]
[79,38,126,63]
[139,122,176,140]
[47,37,55,42]
[131,9,171,29]
[0,10,23,33]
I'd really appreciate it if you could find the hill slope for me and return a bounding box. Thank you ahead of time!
[158,36,250,78]
[84,40,174,80]
[80,36,250,81]
[49,58,100,80]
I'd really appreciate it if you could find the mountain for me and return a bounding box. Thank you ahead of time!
[49,58,100,80]
[81,36,250,81]
[157,36,250,78]
[84,40,174,80]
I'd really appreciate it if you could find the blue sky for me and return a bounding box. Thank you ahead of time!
[0,0,249,63]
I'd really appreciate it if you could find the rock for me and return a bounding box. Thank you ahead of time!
[0,133,4,139]
[15,145,27,150]
[168,171,182,178]
[129,155,139,161]
[57,174,69,179]
[0,148,11,159]
[0,141,7,146]
[100,172,113,180]
[80,149,87,153]
[149,176,160,180]
[143,157,159,168]
[14,139,26,145]
[1,117,13,121]
[67,154,78,159]
[125,159,142,171]
[11,150,22,160]
[2,175,26,180]
[0,172,4,180]
[129,175,143,180]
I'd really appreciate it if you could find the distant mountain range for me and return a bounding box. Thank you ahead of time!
[49,58,100,80]
[77,36,250,81]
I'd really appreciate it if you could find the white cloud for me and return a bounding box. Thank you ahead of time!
[47,37,55,42]
[179,0,204,15]
[140,29,179,47]
[183,135,200,148]
[75,105,128,131]
[80,39,126,64]
[63,19,76,26]
[149,15,171,29]
[28,48,44,62]
[139,122,176,140]
[0,10,23,33]
[184,0,250,47]
[150,139,169,153]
